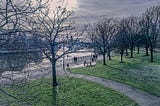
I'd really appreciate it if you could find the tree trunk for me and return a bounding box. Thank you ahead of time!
[145,44,149,56]
[52,61,58,86]
[150,43,154,62]
[108,52,111,60]
[120,49,124,63]
[137,45,140,54]
[125,46,129,56]
[108,49,112,60]
[130,44,134,58]
[102,53,106,65]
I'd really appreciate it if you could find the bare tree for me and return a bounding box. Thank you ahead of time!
[120,16,141,58]
[142,5,160,62]
[27,4,83,86]
[115,19,129,63]
[0,0,45,43]
[88,18,116,65]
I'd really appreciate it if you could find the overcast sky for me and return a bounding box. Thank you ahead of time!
[72,0,160,23]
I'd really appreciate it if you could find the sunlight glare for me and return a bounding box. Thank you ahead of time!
[49,0,78,11]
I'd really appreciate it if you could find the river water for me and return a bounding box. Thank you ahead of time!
[0,51,43,72]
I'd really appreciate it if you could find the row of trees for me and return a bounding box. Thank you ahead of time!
[88,5,160,64]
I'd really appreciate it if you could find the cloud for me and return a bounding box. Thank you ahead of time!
[73,0,160,23]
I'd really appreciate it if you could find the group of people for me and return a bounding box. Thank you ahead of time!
[66,54,98,68]
[84,54,97,66]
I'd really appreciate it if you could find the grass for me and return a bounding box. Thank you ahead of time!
[70,52,160,97]
[0,77,138,106]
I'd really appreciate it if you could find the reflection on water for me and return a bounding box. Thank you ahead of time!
[0,51,43,72]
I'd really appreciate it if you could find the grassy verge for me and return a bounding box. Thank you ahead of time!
[0,77,138,106]
[70,53,160,97]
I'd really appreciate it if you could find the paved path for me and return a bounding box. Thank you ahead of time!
[58,64,160,106]
[1,61,160,106]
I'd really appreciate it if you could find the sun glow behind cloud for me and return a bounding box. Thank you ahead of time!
[65,0,78,10]
[49,0,78,11]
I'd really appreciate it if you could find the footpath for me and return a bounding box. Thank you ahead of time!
[2,60,160,106]
[57,63,160,106]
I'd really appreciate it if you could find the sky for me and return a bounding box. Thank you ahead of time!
[69,0,160,23]
[48,0,160,24]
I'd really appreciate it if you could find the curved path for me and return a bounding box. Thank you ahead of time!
[4,61,159,106]
[67,72,160,106]
[57,64,160,106]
